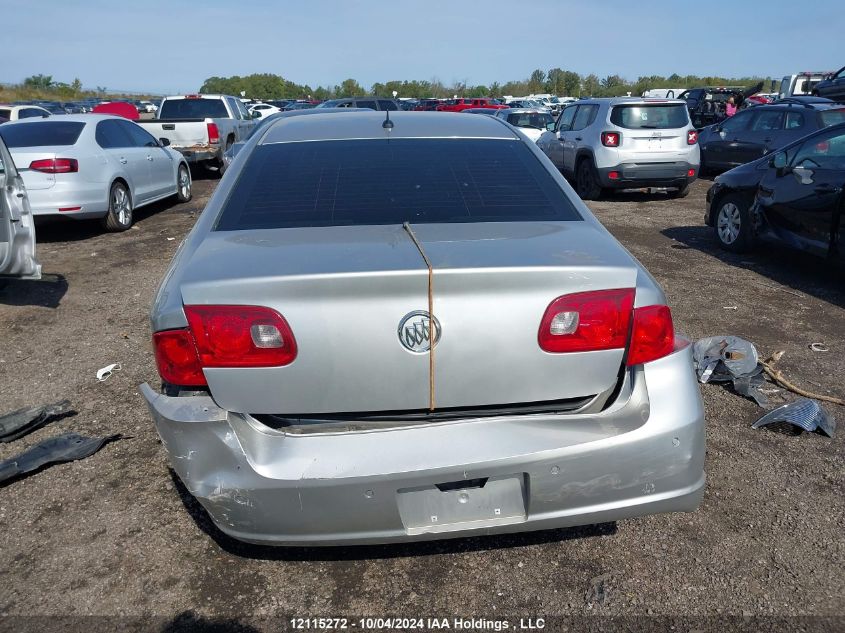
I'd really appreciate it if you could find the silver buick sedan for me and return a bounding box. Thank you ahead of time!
[142,111,705,546]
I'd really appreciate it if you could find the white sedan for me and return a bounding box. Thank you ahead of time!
[248,103,281,118]
[0,104,52,122]
[0,114,192,231]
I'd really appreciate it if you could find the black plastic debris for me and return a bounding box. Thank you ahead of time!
[0,433,122,484]
[0,400,72,443]
[693,336,769,406]
[752,399,836,438]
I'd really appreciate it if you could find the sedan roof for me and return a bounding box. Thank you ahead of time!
[260,111,519,143]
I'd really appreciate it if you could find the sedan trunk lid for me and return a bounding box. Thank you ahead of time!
[177,222,639,415]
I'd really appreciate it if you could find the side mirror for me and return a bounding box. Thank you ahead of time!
[159,137,171,147]
[252,111,262,119]
[770,151,788,174]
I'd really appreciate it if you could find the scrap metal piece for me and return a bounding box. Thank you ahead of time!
[752,399,836,438]
[693,336,769,405]
[693,336,759,383]
[0,400,72,443]
[0,433,122,484]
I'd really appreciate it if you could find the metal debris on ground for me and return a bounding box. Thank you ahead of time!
[752,399,836,438]
[692,336,769,406]
[0,433,122,484]
[0,400,72,443]
[809,343,829,353]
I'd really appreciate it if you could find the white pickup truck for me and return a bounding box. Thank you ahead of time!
[137,94,258,174]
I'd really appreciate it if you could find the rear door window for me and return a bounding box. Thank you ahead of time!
[0,108,10,119]
[571,105,598,131]
[610,104,689,129]
[356,100,378,110]
[95,120,133,148]
[215,139,582,231]
[749,110,785,132]
[377,100,398,111]
[158,98,229,119]
[0,121,86,147]
[785,112,806,129]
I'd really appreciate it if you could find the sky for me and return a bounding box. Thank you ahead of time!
[4,0,844,94]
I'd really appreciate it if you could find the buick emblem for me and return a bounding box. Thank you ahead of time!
[398,311,441,353]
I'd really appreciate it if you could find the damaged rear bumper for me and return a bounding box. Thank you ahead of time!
[141,345,705,546]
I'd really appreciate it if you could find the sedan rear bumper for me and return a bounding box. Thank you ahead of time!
[141,345,705,546]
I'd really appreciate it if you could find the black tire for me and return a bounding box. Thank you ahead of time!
[576,158,603,200]
[176,163,192,203]
[101,181,133,232]
[669,184,691,199]
[713,193,754,252]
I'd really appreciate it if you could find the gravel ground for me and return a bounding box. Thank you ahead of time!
[0,174,842,632]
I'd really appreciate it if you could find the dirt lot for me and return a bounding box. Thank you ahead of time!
[0,174,842,631]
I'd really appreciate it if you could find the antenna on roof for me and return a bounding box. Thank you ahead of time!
[383,91,398,130]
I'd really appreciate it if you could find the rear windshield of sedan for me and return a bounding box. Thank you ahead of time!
[610,104,689,129]
[158,98,228,119]
[215,139,581,230]
[0,121,85,147]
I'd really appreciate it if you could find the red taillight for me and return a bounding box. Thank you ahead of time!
[184,305,297,368]
[207,122,220,144]
[538,290,676,366]
[153,329,207,386]
[538,289,634,353]
[627,305,675,366]
[601,131,621,147]
[608,171,620,180]
[687,168,696,177]
[687,130,698,145]
[29,158,78,174]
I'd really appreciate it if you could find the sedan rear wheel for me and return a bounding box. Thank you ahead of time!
[714,194,753,252]
[176,163,192,202]
[101,181,133,232]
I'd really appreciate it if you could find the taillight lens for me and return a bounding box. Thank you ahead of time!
[538,289,634,353]
[601,131,621,147]
[207,122,220,144]
[538,290,675,365]
[153,329,207,386]
[627,305,675,366]
[687,130,698,145]
[29,158,78,173]
[184,305,297,368]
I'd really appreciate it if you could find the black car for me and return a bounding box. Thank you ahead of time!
[698,102,845,173]
[678,83,763,128]
[705,122,845,260]
[813,65,845,102]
